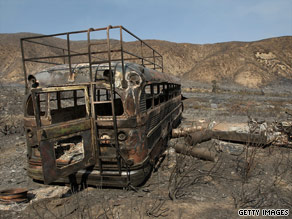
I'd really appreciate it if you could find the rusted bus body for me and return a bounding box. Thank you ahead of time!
[21,26,182,187]
[24,62,182,187]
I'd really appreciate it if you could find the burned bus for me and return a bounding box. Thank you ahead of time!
[21,26,182,187]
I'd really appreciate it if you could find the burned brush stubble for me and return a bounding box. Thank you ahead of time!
[0,84,24,137]
[176,86,292,211]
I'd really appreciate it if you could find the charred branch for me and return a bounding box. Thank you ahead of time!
[172,144,218,162]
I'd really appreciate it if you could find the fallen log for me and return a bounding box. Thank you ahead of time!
[182,121,279,146]
[172,124,207,138]
[172,144,217,162]
[184,130,213,145]
[174,121,291,148]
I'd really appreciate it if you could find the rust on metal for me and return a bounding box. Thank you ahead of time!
[0,188,28,205]
[21,25,182,187]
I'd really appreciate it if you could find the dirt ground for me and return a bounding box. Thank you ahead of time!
[0,83,291,219]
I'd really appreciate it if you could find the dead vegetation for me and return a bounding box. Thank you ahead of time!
[168,138,222,201]
[0,83,24,138]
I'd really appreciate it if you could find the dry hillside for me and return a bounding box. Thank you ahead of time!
[0,33,291,87]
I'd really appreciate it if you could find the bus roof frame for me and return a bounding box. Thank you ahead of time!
[20,25,164,94]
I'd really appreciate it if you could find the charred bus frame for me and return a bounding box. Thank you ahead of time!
[21,25,182,187]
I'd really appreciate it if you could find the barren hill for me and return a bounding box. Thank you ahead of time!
[0,33,291,87]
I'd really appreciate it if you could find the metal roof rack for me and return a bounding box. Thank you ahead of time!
[21,25,163,93]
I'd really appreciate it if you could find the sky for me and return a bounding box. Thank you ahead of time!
[0,0,291,44]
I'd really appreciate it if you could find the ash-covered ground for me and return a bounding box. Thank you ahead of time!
[0,82,291,219]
